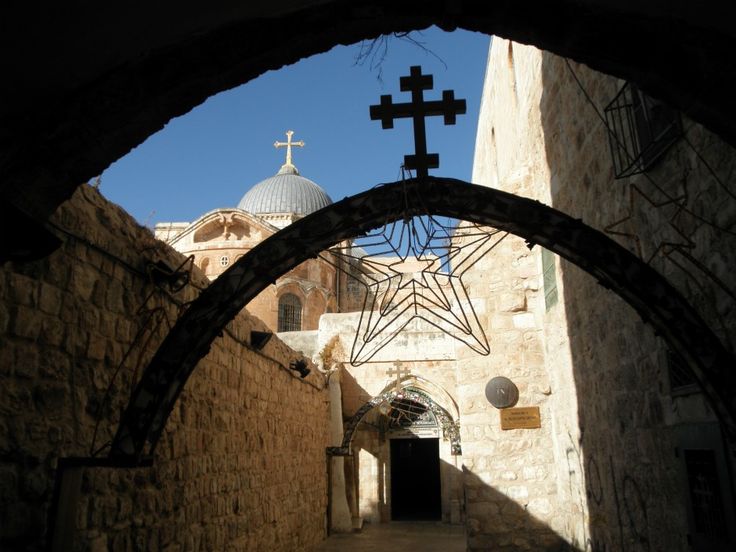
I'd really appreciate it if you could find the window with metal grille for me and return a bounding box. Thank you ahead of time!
[667,350,698,395]
[278,294,302,332]
[604,82,682,178]
[219,255,229,267]
[542,248,558,310]
[346,276,362,296]
[684,449,728,540]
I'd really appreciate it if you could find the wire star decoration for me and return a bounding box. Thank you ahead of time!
[604,180,693,263]
[321,213,508,365]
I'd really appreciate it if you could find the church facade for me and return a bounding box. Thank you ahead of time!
[154,132,363,333]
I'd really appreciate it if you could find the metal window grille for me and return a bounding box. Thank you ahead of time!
[278,293,302,332]
[684,449,728,539]
[388,397,430,429]
[667,350,698,394]
[542,248,558,310]
[346,276,362,296]
[604,82,682,178]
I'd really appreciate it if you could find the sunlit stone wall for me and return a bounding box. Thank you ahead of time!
[470,37,736,551]
[0,185,330,551]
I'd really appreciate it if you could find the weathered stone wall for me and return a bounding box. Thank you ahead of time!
[458,39,578,551]
[0,185,330,551]
[470,37,736,550]
[452,229,572,550]
[539,46,736,550]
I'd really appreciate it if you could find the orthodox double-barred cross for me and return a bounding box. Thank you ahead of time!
[370,66,466,177]
[387,361,411,389]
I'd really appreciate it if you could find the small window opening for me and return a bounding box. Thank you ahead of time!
[278,293,302,332]
[604,82,682,178]
[684,449,728,540]
[667,350,699,396]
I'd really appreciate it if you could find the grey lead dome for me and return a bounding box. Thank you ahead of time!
[237,164,333,216]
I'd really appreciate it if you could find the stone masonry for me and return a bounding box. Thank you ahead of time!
[470,38,736,550]
[0,184,330,551]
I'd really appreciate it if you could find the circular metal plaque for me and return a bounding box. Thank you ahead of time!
[485,376,519,409]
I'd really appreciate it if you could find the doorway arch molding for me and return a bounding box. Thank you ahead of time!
[388,375,461,421]
[326,387,462,457]
[109,177,736,461]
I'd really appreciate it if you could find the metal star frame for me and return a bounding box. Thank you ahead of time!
[321,210,508,365]
[604,171,736,341]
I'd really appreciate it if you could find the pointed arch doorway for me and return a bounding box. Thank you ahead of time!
[332,385,462,524]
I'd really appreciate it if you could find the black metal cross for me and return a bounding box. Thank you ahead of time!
[370,66,466,178]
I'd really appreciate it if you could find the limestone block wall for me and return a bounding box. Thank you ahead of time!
[0,185,330,551]
[453,230,571,550]
[471,37,736,550]
[538,47,736,550]
[454,39,580,551]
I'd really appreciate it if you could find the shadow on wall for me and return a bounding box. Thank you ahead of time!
[458,461,576,551]
[539,50,736,550]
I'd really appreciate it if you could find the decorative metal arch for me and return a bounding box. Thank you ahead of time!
[326,388,462,457]
[110,177,736,461]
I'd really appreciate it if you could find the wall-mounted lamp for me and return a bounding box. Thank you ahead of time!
[147,259,190,291]
[289,359,311,378]
[250,330,273,350]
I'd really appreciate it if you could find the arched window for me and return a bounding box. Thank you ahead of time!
[200,257,210,274]
[278,294,302,332]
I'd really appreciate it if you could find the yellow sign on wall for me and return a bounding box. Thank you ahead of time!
[500,406,541,430]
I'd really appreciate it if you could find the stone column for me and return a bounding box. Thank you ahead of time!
[328,368,352,532]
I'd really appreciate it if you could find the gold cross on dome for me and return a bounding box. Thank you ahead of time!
[274,130,305,169]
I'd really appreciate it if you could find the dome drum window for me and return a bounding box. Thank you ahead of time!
[219,255,230,267]
[604,82,682,178]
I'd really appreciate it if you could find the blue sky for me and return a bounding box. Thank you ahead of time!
[100,27,491,225]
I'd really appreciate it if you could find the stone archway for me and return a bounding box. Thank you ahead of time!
[3,2,736,239]
[327,388,462,457]
[109,177,736,461]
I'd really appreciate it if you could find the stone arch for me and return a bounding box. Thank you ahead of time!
[5,2,736,231]
[379,375,461,421]
[110,177,736,460]
[327,387,462,457]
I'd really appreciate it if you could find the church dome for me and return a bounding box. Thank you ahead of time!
[237,163,333,216]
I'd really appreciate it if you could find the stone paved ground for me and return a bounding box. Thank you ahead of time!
[311,522,466,551]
